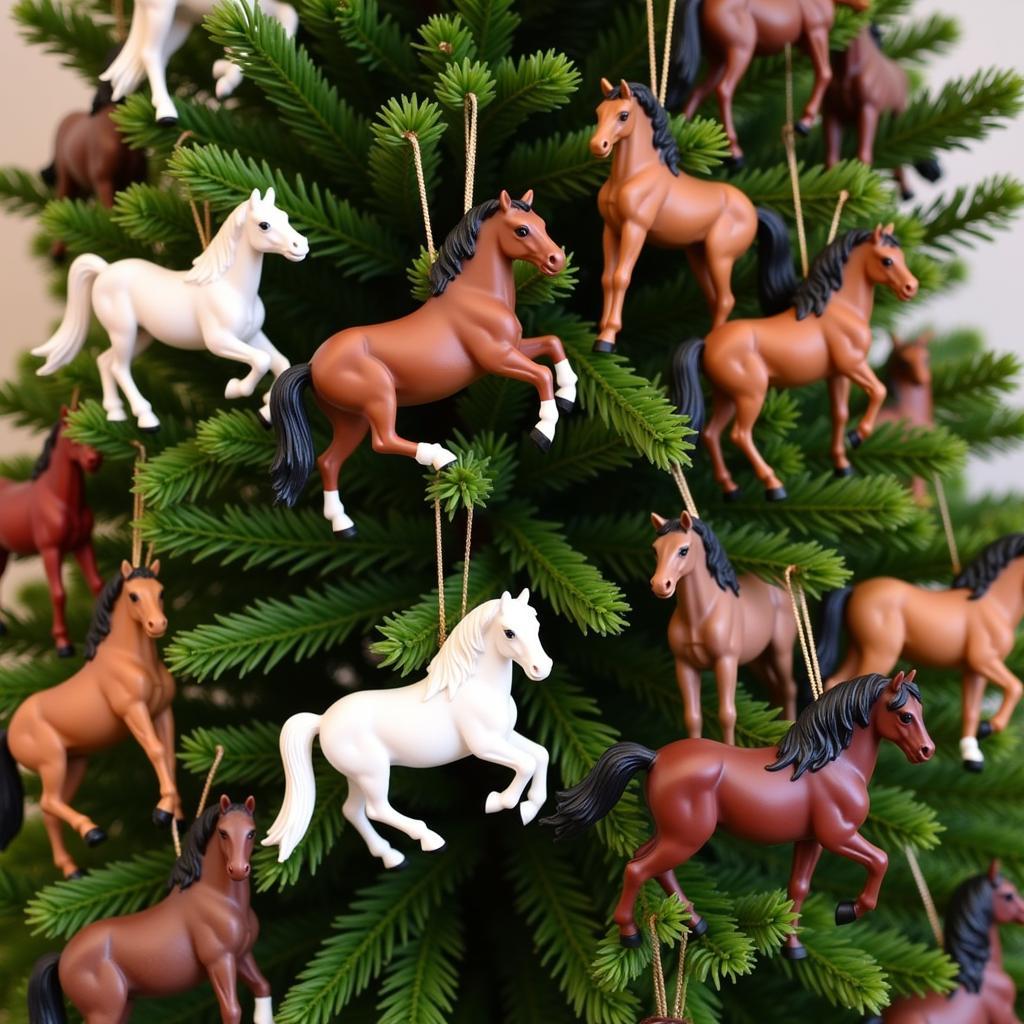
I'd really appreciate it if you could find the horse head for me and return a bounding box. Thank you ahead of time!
[864,224,918,301]
[241,188,309,264]
[495,588,553,682]
[890,331,933,387]
[119,558,167,639]
[56,406,102,474]
[649,511,700,599]
[216,795,257,882]
[988,861,1024,926]
[492,190,565,278]
[872,670,933,764]
[591,78,638,157]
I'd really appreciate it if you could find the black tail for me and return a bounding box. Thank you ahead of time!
[40,162,57,187]
[815,586,853,680]
[269,363,315,507]
[0,730,24,851]
[665,0,704,109]
[541,742,656,840]
[913,157,942,183]
[28,954,67,1024]
[670,338,706,435]
[756,207,800,315]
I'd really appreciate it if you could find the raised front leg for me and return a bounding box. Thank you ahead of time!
[202,325,274,402]
[518,335,577,412]
[205,954,242,1024]
[463,729,539,819]
[238,950,274,1023]
[474,342,559,450]
[798,28,834,134]
[595,220,648,352]
[507,730,549,824]
[121,700,180,822]
[824,829,889,923]
[844,361,887,444]
[783,839,823,959]
[827,375,853,475]
[39,546,71,656]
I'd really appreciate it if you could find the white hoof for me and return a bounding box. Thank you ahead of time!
[214,60,243,99]
[154,99,179,124]
[554,359,578,404]
[382,848,406,870]
[136,410,160,431]
[420,830,446,852]
[485,791,504,814]
[225,378,254,400]
[534,398,558,442]
[519,800,540,826]
[106,407,128,423]
[415,442,458,472]
[960,736,984,766]
[258,403,272,426]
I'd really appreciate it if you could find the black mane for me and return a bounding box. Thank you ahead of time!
[429,196,532,296]
[766,673,921,780]
[167,802,252,891]
[793,228,899,320]
[83,565,157,660]
[952,534,1024,600]
[30,423,62,480]
[945,873,997,994]
[607,81,681,176]
[656,517,739,595]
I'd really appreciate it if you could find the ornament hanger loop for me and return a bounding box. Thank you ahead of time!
[784,565,822,700]
[403,131,435,260]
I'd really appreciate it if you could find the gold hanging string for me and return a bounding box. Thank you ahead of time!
[782,45,809,278]
[461,506,474,619]
[670,463,700,520]
[671,929,690,1019]
[404,131,435,259]
[130,441,147,567]
[171,817,182,858]
[69,385,81,412]
[196,745,226,819]
[827,189,850,246]
[932,474,961,575]
[113,0,126,42]
[658,0,677,106]
[435,489,447,647]
[646,0,658,94]
[647,914,691,1022]
[172,131,212,250]
[463,92,479,214]
[785,565,823,700]
[904,846,944,946]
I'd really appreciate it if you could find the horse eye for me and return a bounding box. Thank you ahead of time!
[882,257,894,267]
[514,226,530,238]
[1005,893,1015,901]
[247,831,256,840]
[899,712,913,724]
[219,830,229,839]
[504,629,516,639]
[159,590,164,601]
[258,221,270,231]
[618,111,629,121]
[678,547,689,557]
[129,592,139,603]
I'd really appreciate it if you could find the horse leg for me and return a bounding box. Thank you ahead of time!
[517,334,577,411]
[783,839,823,958]
[893,166,914,202]
[106,325,160,431]
[823,109,842,168]
[856,103,879,166]
[204,954,243,1024]
[731,392,785,498]
[716,44,755,161]
[474,344,560,449]
[684,58,725,120]
[137,0,179,123]
[675,659,703,738]
[121,701,180,823]
[973,659,1024,735]
[684,245,718,322]
[960,671,987,771]
[506,730,549,824]
[768,625,798,721]
[42,755,88,878]
[249,330,291,424]
[201,326,273,402]
[702,391,740,498]
[827,375,853,475]
[237,950,274,1024]
[597,220,649,351]
[653,868,707,937]
[35,745,104,844]
[358,768,447,854]
[96,348,128,422]
[73,540,105,596]
[822,829,889,923]
[797,27,833,134]
[597,224,621,347]
[462,729,538,820]
[713,655,739,745]
[845,363,887,444]
[0,548,8,634]
[39,545,72,656]
[316,407,368,536]
[341,778,405,869]
[153,706,185,823]
[705,243,738,329]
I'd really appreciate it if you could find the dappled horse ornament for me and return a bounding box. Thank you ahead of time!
[544,672,933,957]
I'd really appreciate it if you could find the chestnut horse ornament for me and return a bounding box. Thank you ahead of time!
[0,408,103,655]
[673,224,919,500]
[0,560,183,878]
[543,671,933,957]
[27,797,276,1024]
[650,511,797,741]
[590,79,797,352]
[817,534,1024,771]
[269,191,576,536]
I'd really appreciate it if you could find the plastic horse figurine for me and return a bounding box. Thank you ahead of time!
[264,590,553,870]
[673,225,919,500]
[668,0,871,164]
[32,189,308,430]
[650,511,798,741]
[101,0,299,124]
[589,79,796,352]
[817,534,1024,772]
[824,26,942,199]
[0,560,183,878]
[543,671,933,957]
[868,862,1024,1024]
[0,408,103,655]
[270,191,576,536]
[27,796,276,1024]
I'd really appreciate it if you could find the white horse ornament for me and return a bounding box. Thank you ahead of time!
[101,0,300,124]
[32,189,308,430]
[263,589,553,869]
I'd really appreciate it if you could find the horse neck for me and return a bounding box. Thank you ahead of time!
[197,839,251,909]
[37,441,83,508]
[611,112,662,181]
[830,245,877,321]
[446,223,516,309]
[106,592,158,665]
[466,631,514,700]
[219,232,264,301]
[982,559,1024,626]
[675,539,728,624]
[839,710,883,784]
[987,923,1004,973]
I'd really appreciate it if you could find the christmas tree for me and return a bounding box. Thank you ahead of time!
[1,0,1023,1020]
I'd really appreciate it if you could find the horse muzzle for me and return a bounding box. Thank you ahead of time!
[525,658,553,681]
[146,618,169,638]
[227,862,251,881]
[589,136,613,158]
[651,578,676,599]
[540,250,566,276]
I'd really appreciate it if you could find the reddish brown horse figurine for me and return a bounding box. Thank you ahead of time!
[270,190,576,535]
[868,862,1024,1024]
[544,671,933,957]
[673,225,919,500]
[589,79,796,351]
[0,407,103,655]
[668,0,870,164]
[650,511,797,741]
[27,796,276,1024]
[0,560,183,878]
[818,534,1024,772]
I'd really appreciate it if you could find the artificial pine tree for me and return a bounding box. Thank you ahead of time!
[1,0,1023,1021]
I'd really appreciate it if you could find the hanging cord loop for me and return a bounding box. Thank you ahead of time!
[827,189,850,246]
[129,441,147,568]
[463,93,479,214]
[172,131,212,249]
[434,488,447,647]
[782,46,809,279]
[932,474,961,575]
[171,744,227,858]
[904,846,943,946]
[404,131,435,260]
[646,914,691,1022]
[670,464,700,520]
[784,565,823,700]
[644,0,679,105]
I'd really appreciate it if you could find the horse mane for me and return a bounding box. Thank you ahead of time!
[423,599,499,700]
[766,673,921,780]
[184,201,248,286]
[944,872,997,994]
[167,802,252,891]
[84,565,158,661]
[792,228,899,320]
[607,81,681,176]
[656,517,739,595]
[428,197,532,297]
[30,422,62,480]
[952,534,1024,600]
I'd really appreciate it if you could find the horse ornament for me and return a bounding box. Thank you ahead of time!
[32,188,308,431]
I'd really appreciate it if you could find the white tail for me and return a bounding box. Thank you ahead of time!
[99,11,147,100]
[262,712,321,862]
[32,254,108,375]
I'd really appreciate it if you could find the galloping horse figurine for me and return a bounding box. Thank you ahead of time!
[27,797,276,1024]
[868,862,1024,1024]
[264,590,553,869]
[673,224,919,500]
[0,407,103,655]
[668,0,870,164]
[650,511,798,741]
[33,189,308,430]
[817,534,1024,771]
[270,191,576,536]
[0,560,183,878]
[543,672,933,957]
[101,0,299,124]
[589,79,796,352]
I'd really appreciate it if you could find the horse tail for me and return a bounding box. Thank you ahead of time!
[0,730,25,851]
[913,157,943,183]
[31,254,107,375]
[270,363,316,507]
[99,10,147,101]
[756,207,800,315]
[40,161,57,187]
[541,742,656,840]
[262,712,321,862]
[27,953,67,1024]
[670,338,706,436]
[666,0,704,108]
[815,586,853,680]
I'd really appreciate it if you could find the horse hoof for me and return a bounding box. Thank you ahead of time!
[592,339,616,355]
[84,828,107,847]
[56,643,74,658]
[65,869,86,880]
[795,120,812,137]
[156,116,180,127]
[723,487,742,503]
[781,942,807,960]
[901,189,915,202]
[724,155,746,173]
[386,854,408,871]
[619,931,643,948]
[847,430,863,449]
[834,465,854,478]
[765,486,788,502]
[530,427,553,452]
[977,721,994,741]
[139,423,161,434]
[334,525,358,540]
[555,396,575,415]
[258,410,273,430]
[963,759,985,773]
[690,916,708,938]
[153,808,173,828]
[176,818,188,836]
[835,901,857,926]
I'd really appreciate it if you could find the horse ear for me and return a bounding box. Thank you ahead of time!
[619,79,632,98]
[990,859,1002,883]
[499,190,512,212]
[249,188,262,210]
[517,587,529,604]
[499,590,512,612]
[519,189,534,207]
[905,668,917,683]
[679,510,693,531]
[149,558,161,577]
[873,223,884,242]
[120,559,133,579]
[600,77,615,97]
[219,794,231,813]
[883,222,895,236]
[265,187,276,207]
[890,670,905,691]
[245,795,256,814]
[920,329,936,345]
[650,512,668,531]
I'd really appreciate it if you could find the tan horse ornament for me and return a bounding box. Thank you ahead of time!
[0,560,183,878]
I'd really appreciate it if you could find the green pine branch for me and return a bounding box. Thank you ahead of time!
[13,0,113,79]
[454,0,520,65]
[0,166,52,217]
[916,175,1024,254]
[335,0,417,86]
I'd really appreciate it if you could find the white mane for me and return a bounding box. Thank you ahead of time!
[423,599,499,701]
[184,200,248,285]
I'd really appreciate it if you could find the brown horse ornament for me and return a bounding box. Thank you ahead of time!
[27,797,275,1024]
[0,560,183,878]
[544,672,933,957]
[650,511,797,742]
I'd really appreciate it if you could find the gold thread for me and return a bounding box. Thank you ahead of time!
[171,817,182,858]
[435,486,446,647]
[196,744,226,819]
[173,131,212,249]
[905,845,943,946]
[827,189,850,246]
[658,0,677,106]
[649,915,668,1017]
[670,463,700,520]
[646,0,658,93]
[785,565,822,699]
[404,131,435,259]
[782,45,809,278]
[463,93,479,214]
[933,474,961,575]
[672,927,690,1019]
[461,505,474,620]
[129,441,147,567]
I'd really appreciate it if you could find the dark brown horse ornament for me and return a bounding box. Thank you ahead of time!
[544,672,933,957]
[27,797,275,1024]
